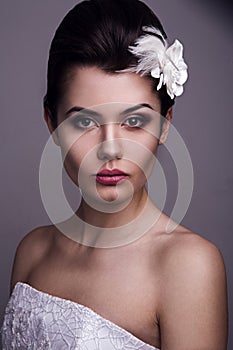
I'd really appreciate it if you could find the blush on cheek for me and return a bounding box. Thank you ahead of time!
[63,152,81,187]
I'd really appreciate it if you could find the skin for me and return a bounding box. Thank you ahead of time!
[49,67,169,230]
[10,67,228,349]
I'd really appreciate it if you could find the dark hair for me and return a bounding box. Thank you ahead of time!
[44,0,175,129]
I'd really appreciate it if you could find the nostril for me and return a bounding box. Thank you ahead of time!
[97,139,123,161]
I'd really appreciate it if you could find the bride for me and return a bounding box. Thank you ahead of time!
[1,0,228,349]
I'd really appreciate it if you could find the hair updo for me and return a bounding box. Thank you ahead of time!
[44,0,175,129]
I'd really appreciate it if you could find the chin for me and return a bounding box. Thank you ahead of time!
[80,183,135,213]
[96,186,118,201]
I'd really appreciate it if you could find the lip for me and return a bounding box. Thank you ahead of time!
[97,169,127,176]
[96,169,129,185]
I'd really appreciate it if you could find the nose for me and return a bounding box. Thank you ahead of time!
[97,123,123,161]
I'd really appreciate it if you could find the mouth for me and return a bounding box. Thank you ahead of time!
[95,169,129,185]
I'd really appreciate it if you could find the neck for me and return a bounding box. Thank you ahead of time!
[57,187,163,248]
[76,186,149,228]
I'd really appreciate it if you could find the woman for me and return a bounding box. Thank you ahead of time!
[1,0,228,349]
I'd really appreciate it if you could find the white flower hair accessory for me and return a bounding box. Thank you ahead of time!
[120,26,188,99]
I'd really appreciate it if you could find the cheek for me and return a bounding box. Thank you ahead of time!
[64,148,82,170]
[63,139,93,171]
[132,135,159,178]
[59,129,97,167]
[61,139,92,186]
[118,136,158,183]
[62,149,81,186]
[143,136,159,154]
[132,133,159,158]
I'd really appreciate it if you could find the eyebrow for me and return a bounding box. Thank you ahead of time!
[120,103,155,115]
[65,103,155,117]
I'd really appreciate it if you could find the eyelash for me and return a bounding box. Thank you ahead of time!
[122,115,148,128]
[72,116,98,129]
[71,114,149,130]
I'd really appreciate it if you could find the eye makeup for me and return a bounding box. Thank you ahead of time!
[69,112,152,131]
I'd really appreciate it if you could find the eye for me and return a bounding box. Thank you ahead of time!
[123,115,147,128]
[72,116,98,129]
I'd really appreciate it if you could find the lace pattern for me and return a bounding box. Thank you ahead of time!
[1,282,159,350]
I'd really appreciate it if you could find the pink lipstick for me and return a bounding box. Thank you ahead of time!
[96,169,129,185]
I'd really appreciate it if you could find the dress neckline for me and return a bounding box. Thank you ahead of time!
[13,281,159,350]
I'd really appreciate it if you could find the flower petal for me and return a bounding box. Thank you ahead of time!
[151,66,161,78]
[174,84,184,97]
[157,74,164,90]
[166,39,183,62]
[176,69,188,85]
[120,26,188,99]
[167,87,175,99]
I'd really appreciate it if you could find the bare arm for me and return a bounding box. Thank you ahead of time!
[159,235,228,350]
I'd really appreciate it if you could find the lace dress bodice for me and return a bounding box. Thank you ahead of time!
[1,282,160,350]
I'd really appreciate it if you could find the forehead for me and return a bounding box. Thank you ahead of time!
[58,66,160,113]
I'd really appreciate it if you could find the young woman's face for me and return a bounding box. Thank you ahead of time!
[51,66,167,207]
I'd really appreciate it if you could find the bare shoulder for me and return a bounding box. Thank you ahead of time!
[10,224,55,293]
[160,228,226,275]
[157,227,227,291]
[156,228,228,350]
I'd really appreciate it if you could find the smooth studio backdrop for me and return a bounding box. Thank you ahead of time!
[1,0,232,348]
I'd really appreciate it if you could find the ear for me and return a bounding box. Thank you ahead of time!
[159,107,173,145]
[44,107,60,146]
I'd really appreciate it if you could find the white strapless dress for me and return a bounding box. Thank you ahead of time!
[1,282,160,350]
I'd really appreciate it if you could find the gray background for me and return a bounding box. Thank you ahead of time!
[1,0,232,348]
